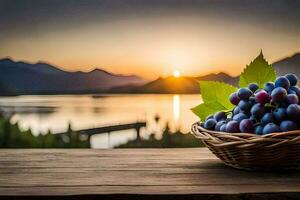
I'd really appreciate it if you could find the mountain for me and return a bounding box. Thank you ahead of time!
[108,53,300,94]
[196,72,238,86]
[109,73,238,94]
[128,76,199,94]
[0,58,145,95]
[273,53,300,76]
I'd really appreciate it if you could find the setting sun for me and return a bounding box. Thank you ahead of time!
[173,70,181,78]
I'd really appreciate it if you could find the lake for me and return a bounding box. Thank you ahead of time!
[0,94,202,148]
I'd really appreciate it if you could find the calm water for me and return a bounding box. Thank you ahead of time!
[0,94,202,148]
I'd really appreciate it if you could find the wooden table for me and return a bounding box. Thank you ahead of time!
[1,148,300,200]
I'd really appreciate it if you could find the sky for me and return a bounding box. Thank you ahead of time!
[0,0,300,80]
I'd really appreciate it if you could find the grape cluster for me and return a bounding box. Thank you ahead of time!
[202,73,300,135]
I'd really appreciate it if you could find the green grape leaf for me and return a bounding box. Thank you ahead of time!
[191,81,238,120]
[191,103,218,121]
[239,51,276,88]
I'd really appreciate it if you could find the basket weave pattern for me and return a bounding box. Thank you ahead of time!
[191,122,300,170]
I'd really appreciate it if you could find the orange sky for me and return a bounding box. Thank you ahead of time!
[1,0,300,80]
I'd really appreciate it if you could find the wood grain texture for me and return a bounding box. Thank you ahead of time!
[0,148,300,199]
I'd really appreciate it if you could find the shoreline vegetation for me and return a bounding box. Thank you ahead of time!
[0,114,90,148]
[0,113,203,148]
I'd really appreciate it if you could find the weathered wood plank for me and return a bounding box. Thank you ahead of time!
[0,148,300,199]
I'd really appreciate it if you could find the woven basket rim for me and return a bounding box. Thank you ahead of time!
[192,122,300,139]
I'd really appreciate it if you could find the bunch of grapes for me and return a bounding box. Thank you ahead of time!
[202,73,300,135]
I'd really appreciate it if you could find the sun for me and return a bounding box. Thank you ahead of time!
[173,70,181,78]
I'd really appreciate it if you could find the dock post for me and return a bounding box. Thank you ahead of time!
[136,127,141,141]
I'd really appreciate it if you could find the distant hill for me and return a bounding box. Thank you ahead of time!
[109,73,238,94]
[142,76,199,93]
[196,72,238,86]
[0,58,145,95]
[273,53,300,76]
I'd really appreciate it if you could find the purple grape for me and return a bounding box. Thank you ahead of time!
[273,108,287,122]
[250,103,266,119]
[215,121,226,131]
[263,123,281,134]
[237,88,253,100]
[280,120,298,132]
[285,94,299,105]
[238,100,251,111]
[204,119,217,130]
[248,83,259,93]
[226,121,240,133]
[233,113,248,123]
[205,114,214,121]
[285,73,298,86]
[261,112,274,125]
[264,82,275,93]
[229,92,240,105]
[239,119,254,133]
[275,76,290,90]
[255,90,271,104]
[233,106,240,115]
[220,124,227,132]
[290,86,300,96]
[271,87,287,102]
[287,104,300,122]
[288,89,297,95]
[213,111,227,122]
[255,125,263,135]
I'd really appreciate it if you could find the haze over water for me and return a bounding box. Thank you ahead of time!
[0,94,201,148]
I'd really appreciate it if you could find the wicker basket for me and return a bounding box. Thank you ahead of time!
[191,122,300,170]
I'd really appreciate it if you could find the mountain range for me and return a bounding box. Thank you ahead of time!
[0,53,299,95]
[0,58,145,95]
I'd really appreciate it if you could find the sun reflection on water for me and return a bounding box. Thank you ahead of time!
[173,95,180,126]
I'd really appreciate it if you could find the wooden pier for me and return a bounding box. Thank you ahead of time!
[57,122,147,146]
[77,122,146,140]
